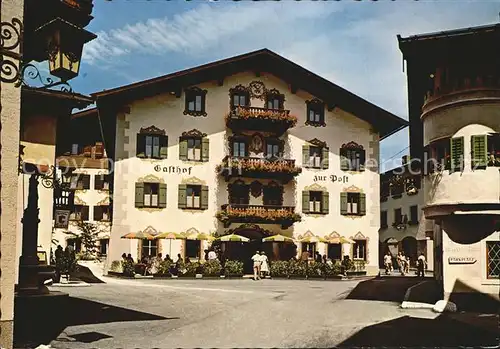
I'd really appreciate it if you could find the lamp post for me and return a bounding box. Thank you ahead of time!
[2,0,96,295]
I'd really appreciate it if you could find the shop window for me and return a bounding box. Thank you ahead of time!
[328,243,342,260]
[302,242,316,257]
[340,192,366,216]
[186,240,201,259]
[381,211,388,229]
[340,142,365,171]
[184,87,207,117]
[70,205,89,221]
[141,240,158,258]
[486,241,500,279]
[135,182,167,208]
[353,240,366,261]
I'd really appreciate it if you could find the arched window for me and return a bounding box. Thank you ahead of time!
[265,88,285,110]
[229,85,250,109]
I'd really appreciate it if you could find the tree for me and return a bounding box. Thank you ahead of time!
[65,221,103,260]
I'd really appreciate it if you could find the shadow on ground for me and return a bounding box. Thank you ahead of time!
[345,276,435,303]
[14,295,176,348]
[338,279,500,347]
[70,264,105,284]
[338,313,499,347]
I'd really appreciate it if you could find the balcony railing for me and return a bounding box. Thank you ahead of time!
[216,204,301,228]
[217,156,302,182]
[225,106,298,133]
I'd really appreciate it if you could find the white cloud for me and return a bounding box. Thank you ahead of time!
[83,1,499,167]
[83,2,342,65]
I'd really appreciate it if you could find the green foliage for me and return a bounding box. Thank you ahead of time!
[270,260,341,278]
[224,260,244,276]
[158,260,173,275]
[185,261,201,276]
[270,260,289,277]
[202,259,222,276]
[110,260,123,273]
[65,221,104,261]
[122,260,135,277]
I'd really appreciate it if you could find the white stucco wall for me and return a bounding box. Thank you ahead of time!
[108,72,381,275]
[52,167,111,251]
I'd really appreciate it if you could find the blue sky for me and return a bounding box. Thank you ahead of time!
[60,0,500,172]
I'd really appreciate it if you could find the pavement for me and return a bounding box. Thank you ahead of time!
[17,276,495,349]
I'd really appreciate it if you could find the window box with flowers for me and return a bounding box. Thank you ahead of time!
[217,156,302,182]
[216,204,301,228]
[226,106,298,134]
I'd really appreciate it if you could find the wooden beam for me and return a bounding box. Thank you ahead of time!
[290,84,297,94]
[174,87,182,98]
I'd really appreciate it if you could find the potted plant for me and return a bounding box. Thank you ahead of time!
[346,260,367,277]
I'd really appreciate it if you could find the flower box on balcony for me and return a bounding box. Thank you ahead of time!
[216,204,301,229]
[225,106,298,134]
[217,156,302,182]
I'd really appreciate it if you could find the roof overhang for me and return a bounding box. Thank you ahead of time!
[22,86,94,110]
[91,49,408,139]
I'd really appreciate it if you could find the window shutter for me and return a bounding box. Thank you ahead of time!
[82,206,89,221]
[95,175,103,190]
[359,150,366,171]
[202,137,210,162]
[301,191,310,213]
[359,193,366,216]
[340,192,348,215]
[321,147,329,169]
[159,135,168,159]
[321,191,329,214]
[178,184,187,209]
[158,183,167,208]
[94,206,103,221]
[82,175,91,189]
[340,149,349,171]
[179,139,188,161]
[450,137,464,173]
[136,134,146,158]
[135,182,144,208]
[201,185,209,209]
[302,145,310,167]
[471,135,487,169]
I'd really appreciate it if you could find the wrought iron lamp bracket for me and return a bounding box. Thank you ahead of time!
[1,17,73,92]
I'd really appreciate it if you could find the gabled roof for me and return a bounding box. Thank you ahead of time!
[92,49,407,140]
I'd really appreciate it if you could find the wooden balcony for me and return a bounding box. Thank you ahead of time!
[216,204,301,229]
[217,156,301,183]
[225,106,298,134]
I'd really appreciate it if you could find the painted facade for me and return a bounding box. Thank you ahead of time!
[379,156,433,271]
[399,24,500,303]
[96,54,406,276]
